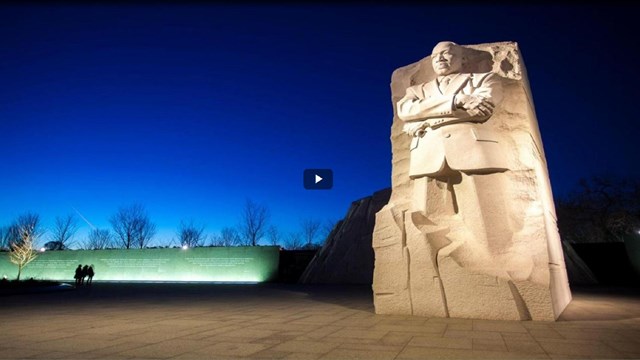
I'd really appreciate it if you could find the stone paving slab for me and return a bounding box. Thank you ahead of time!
[0,283,638,359]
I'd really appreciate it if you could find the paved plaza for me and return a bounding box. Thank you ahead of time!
[1,283,639,359]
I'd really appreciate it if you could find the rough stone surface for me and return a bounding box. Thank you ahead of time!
[373,41,572,321]
[299,188,391,284]
[297,189,594,289]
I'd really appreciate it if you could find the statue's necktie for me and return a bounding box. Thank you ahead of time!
[439,76,451,93]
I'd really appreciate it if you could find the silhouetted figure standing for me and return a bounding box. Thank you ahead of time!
[74,264,83,286]
[87,265,95,285]
[81,265,89,285]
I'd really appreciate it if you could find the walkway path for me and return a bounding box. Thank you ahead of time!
[1,284,638,359]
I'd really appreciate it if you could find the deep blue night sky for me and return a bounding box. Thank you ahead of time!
[1,4,639,246]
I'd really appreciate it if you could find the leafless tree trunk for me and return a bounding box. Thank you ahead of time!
[240,199,269,246]
[9,222,39,280]
[267,225,280,246]
[177,220,205,248]
[49,214,79,249]
[110,204,156,249]
[285,232,303,250]
[83,229,113,250]
[301,218,320,248]
[210,227,242,247]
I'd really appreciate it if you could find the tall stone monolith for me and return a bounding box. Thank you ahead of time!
[372,41,572,321]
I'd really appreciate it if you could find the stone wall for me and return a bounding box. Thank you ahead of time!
[299,189,390,284]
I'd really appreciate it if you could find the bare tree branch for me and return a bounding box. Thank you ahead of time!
[110,204,156,249]
[267,225,280,246]
[5,213,42,248]
[0,226,10,249]
[557,176,640,243]
[210,227,241,247]
[9,222,39,280]
[83,229,113,250]
[285,232,304,250]
[49,214,79,249]
[301,218,320,248]
[177,220,206,248]
[240,199,269,246]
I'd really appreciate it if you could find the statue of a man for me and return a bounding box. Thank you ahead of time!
[373,40,571,320]
[397,41,515,274]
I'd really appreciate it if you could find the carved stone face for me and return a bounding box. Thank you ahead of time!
[431,42,463,76]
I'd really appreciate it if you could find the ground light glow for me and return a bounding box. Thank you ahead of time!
[0,247,279,282]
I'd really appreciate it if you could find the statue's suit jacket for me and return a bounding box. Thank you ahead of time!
[397,72,508,178]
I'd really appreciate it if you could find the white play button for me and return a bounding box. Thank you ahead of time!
[304,169,333,190]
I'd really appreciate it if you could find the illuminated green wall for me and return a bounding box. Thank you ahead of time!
[0,247,279,282]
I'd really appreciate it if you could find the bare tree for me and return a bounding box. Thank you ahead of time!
[285,232,304,250]
[301,218,321,248]
[83,229,113,250]
[4,225,21,248]
[267,225,281,246]
[0,226,9,249]
[110,204,157,249]
[240,199,269,246]
[9,222,39,280]
[4,212,42,248]
[49,214,79,249]
[556,176,640,243]
[177,220,206,248]
[210,227,242,247]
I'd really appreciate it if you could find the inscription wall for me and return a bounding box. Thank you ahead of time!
[0,247,279,282]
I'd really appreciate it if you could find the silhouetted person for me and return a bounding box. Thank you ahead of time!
[87,265,95,285]
[74,264,83,286]
[81,265,89,285]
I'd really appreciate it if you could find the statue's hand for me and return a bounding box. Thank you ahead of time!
[456,95,495,116]
[403,121,430,137]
